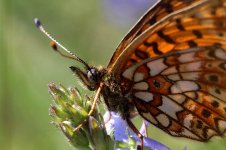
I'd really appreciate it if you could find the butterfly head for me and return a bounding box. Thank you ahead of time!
[70,66,104,91]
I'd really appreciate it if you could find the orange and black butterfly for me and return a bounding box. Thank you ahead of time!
[36,0,226,148]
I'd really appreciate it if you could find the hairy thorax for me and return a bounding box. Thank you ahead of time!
[101,72,136,119]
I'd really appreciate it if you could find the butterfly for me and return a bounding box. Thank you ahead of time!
[35,0,226,149]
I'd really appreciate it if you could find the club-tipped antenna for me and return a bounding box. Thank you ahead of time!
[34,18,90,69]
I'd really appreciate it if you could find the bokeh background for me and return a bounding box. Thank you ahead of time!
[0,0,226,149]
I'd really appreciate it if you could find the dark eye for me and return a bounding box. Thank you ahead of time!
[87,68,98,82]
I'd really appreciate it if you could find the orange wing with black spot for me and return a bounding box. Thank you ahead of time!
[108,0,211,69]
[109,0,226,73]
[109,0,226,141]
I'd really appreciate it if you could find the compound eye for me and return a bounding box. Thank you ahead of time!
[87,68,98,82]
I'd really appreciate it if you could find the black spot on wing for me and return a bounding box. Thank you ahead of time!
[192,30,203,38]
[144,42,163,55]
[148,15,157,25]
[196,120,203,129]
[130,58,138,64]
[157,30,175,44]
[201,109,211,118]
[216,21,224,28]
[135,49,149,59]
[218,32,224,37]
[188,40,198,48]
[163,3,173,13]
[211,100,219,108]
[175,19,185,31]
[208,75,219,82]
[215,88,221,95]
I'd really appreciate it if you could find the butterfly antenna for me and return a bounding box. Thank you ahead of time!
[34,18,90,69]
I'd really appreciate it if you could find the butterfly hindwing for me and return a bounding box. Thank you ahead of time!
[121,45,226,140]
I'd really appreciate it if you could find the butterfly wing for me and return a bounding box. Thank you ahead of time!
[124,46,226,141]
[108,0,226,140]
[108,0,212,70]
[108,0,226,73]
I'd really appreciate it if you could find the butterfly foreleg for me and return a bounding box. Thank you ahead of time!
[73,82,104,132]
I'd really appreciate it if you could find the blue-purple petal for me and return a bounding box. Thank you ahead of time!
[139,120,150,136]
[104,111,170,150]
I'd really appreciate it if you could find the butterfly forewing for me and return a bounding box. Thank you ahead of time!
[108,0,226,141]
[109,0,226,73]
[108,0,210,70]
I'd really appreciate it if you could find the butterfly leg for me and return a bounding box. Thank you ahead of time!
[126,118,144,150]
[73,82,104,132]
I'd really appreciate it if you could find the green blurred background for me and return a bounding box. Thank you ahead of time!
[0,0,225,149]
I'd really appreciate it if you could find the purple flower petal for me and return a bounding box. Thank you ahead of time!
[104,111,128,141]
[139,120,150,136]
[104,111,170,150]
